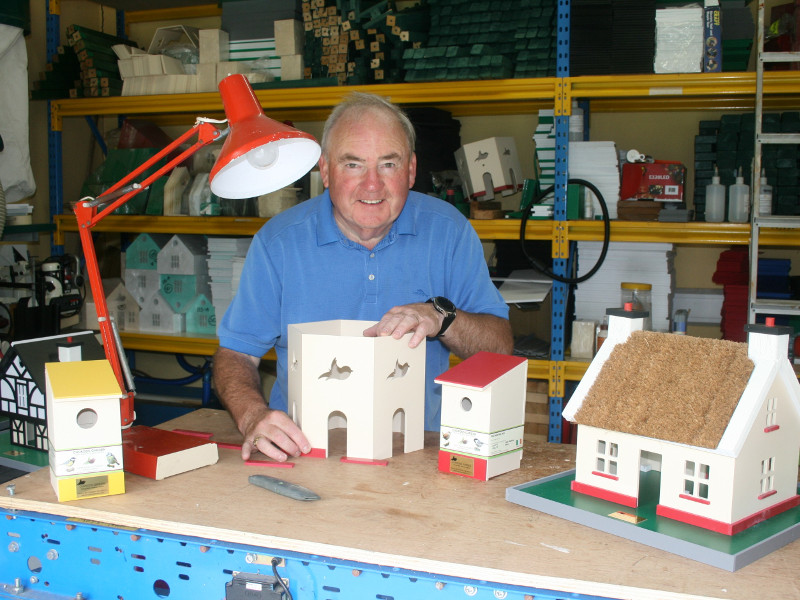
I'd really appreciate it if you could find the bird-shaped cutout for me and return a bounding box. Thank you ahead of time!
[318,358,353,380]
[386,360,409,380]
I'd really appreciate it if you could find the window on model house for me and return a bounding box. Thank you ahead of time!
[765,396,778,430]
[761,457,776,496]
[596,439,619,476]
[684,460,710,500]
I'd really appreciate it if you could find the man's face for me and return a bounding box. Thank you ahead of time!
[319,109,416,248]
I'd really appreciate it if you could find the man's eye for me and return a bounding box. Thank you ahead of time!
[381,162,397,169]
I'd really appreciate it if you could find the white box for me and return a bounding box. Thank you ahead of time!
[199,28,230,63]
[280,54,304,80]
[274,19,304,56]
[288,319,426,461]
[197,62,218,92]
[454,137,523,201]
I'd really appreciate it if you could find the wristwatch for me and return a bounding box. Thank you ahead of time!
[426,296,457,337]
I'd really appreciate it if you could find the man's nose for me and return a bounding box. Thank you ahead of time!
[363,165,382,188]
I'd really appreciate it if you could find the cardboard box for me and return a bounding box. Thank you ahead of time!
[620,161,686,202]
[704,0,722,73]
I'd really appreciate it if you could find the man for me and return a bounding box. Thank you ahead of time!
[212,92,513,463]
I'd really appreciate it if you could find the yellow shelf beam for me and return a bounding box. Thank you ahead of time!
[47,72,800,124]
[56,215,800,247]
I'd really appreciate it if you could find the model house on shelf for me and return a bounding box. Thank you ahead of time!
[563,308,800,536]
[185,293,216,335]
[46,359,125,501]
[0,331,105,451]
[157,234,208,277]
[436,352,528,480]
[139,289,183,334]
[124,233,170,307]
[288,320,425,462]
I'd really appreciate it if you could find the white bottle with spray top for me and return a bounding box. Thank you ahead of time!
[704,165,726,222]
[758,168,773,216]
[728,167,750,223]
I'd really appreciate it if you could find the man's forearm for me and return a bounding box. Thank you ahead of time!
[212,347,269,435]
[441,312,514,358]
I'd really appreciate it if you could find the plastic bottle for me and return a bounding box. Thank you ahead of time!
[758,168,773,216]
[727,167,750,223]
[620,282,652,330]
[704,165,726,222]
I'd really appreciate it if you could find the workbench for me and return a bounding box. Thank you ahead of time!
[0,409,797,600]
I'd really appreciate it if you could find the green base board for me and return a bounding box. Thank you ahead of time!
[0,429,48,472]
[506,469,800,571]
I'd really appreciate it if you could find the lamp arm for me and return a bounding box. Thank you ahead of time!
[74,119,228,428]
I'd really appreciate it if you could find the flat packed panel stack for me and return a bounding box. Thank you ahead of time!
[66,24,138,98]
[693,111,800,219]
[303,0,430,84]
[402,0,556,82]
[30,45,81,100]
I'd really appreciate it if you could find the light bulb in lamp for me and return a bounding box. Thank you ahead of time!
[210,74,321,199]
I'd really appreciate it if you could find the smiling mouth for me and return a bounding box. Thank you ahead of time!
[360,199,384,205]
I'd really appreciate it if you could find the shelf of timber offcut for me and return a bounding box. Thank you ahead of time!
[54,214,800,247]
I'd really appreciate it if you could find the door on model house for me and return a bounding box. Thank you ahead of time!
[639,449,662,507]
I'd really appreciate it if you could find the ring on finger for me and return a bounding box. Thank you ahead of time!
[251,435,263,447]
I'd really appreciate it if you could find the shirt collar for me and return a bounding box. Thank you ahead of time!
[315,190,418,249]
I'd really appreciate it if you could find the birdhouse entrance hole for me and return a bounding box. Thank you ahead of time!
[461,397,473,411]
[76,408,98,429]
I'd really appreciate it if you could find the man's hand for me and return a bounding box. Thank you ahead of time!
[362,302,441,348]
[241,406,312,462]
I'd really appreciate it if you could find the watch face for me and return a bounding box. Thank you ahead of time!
[435,297,455,313]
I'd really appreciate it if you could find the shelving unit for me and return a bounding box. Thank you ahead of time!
[45,4,800,444]
[748,0,800,324]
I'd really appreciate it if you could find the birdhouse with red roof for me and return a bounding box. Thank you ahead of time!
[435,352,528,480]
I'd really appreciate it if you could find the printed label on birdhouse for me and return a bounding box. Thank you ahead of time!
[440,426,524,457]
[49,444,124,477]
[447,453,475,477]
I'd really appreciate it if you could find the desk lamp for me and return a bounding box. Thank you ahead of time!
[73,74,321,471]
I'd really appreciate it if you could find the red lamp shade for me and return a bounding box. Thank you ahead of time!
[209,74,321,199]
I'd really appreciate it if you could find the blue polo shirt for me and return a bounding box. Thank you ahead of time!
[217,189,509,430]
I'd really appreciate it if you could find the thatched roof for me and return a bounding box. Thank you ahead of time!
[574,331,754,449]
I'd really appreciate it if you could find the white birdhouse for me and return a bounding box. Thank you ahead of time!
[436,352,528,480]
[288,320,425,462]
[45,359,125,501]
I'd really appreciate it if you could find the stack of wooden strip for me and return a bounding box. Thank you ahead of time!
[30,45,82,100]
[302,0,429,85]
[66,24,139,97]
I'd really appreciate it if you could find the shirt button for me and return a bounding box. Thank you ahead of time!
[370,253,375,258]
[368,274,375,281]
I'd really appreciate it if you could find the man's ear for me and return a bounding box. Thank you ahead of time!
[318,154,330,188]
[408,152,417,189]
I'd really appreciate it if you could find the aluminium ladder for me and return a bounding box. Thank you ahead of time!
[747,0,800,324]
